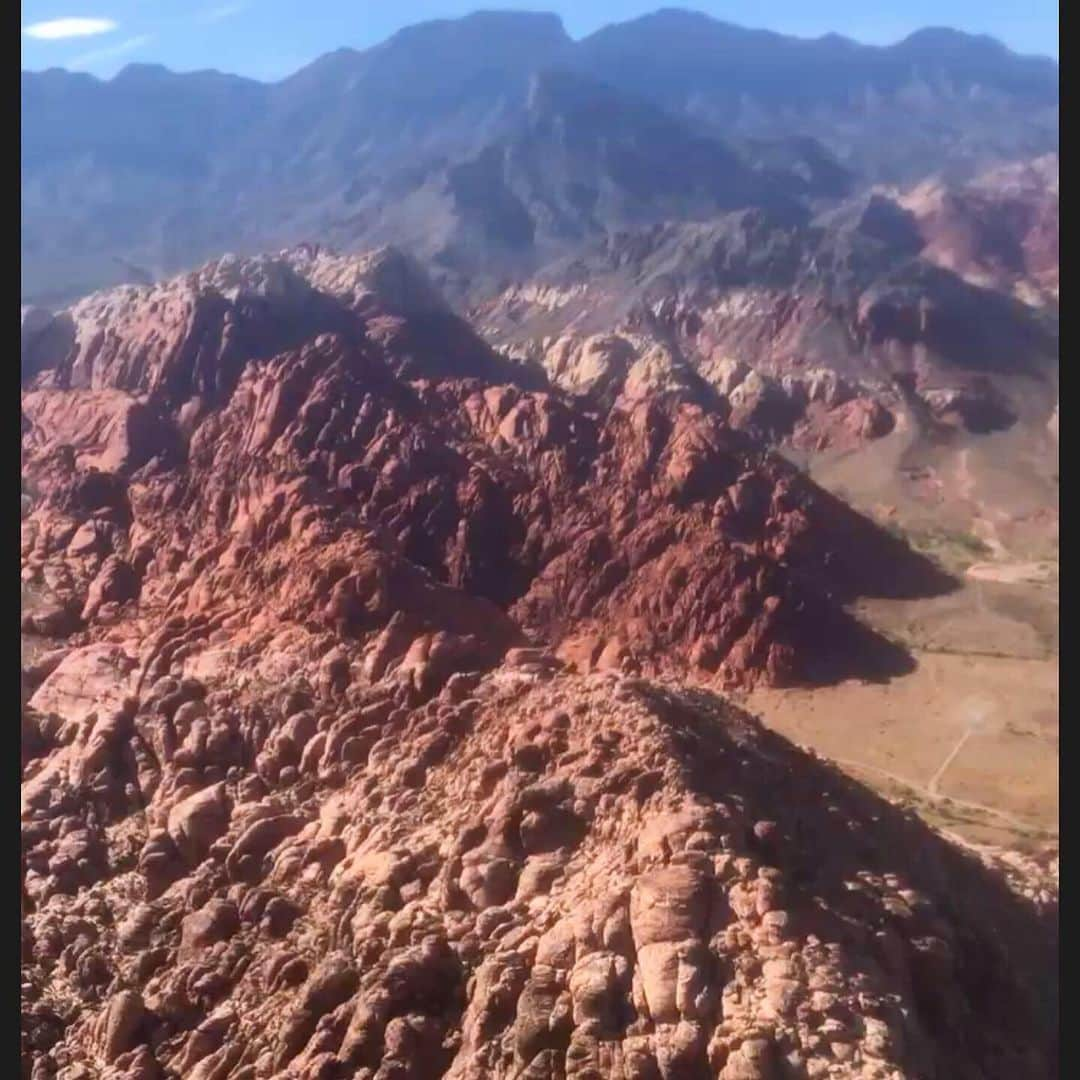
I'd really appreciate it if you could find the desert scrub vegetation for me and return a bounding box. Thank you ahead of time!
[882,521,992,571]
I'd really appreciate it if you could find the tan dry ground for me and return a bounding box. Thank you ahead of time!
[749,421,1059,853]
[746,648,1057,848]
[801,400,1060,570]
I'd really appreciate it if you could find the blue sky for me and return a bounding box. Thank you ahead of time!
[21,1,1059,81]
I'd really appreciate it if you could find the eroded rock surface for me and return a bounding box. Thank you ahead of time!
[22,253,953,697]
[20,667,1057,1079]
[20,251,1055,1079]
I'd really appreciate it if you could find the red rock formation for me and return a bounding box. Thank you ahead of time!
[22,298,939,693]
[474,176,1058,452]
[22,252,1054,1080]
[901,154,1059,307]
[20,663,1057,1078]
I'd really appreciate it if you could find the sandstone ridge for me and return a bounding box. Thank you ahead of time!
[21,250,1057,1080]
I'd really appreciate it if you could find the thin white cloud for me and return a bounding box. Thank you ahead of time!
[69,33,154,70]
[198,3,247,22]
[23,17,117,40]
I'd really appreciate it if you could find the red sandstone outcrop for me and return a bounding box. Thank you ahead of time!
[21,662,1057,1078]
[900,154,1059,307]
[474,174,1058,449]
[21,257,944,693]
[21,252,1054,1079]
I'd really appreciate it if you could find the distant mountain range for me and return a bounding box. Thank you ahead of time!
[21,8,1058,304]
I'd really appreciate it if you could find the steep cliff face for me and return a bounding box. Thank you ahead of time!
[20,250,1056,1080]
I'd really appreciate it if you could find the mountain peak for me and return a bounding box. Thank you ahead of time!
[21,8,1057,304]
[112,62,174,82]
[381,8,570,53]
[897,26,1008,52]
